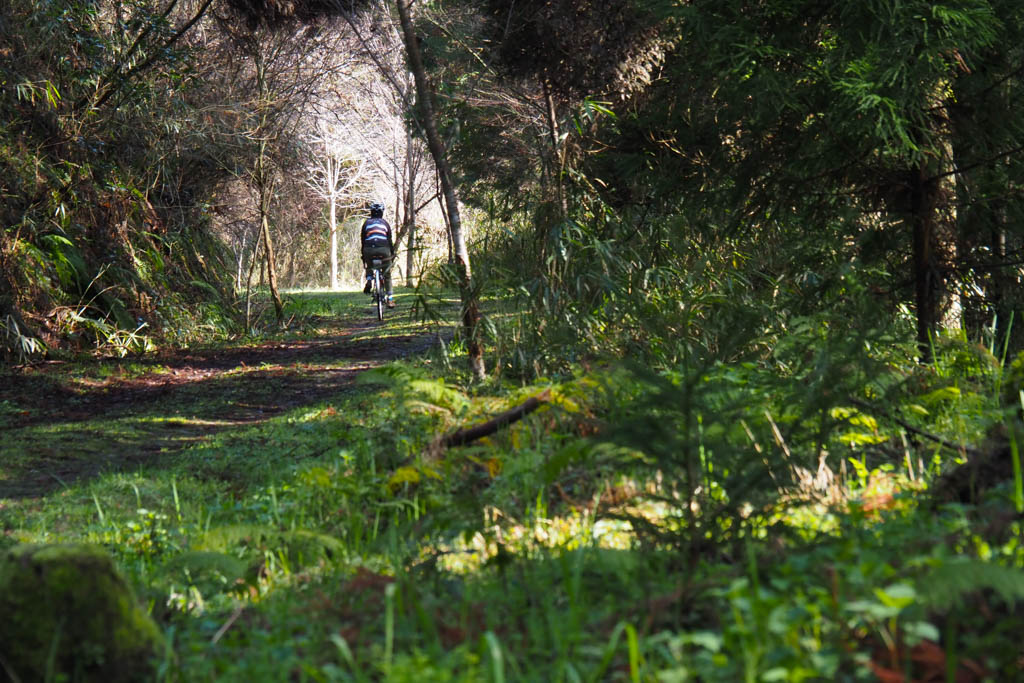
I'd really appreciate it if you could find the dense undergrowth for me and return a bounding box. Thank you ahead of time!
[0,0,251,364]
[3,282,1024,681]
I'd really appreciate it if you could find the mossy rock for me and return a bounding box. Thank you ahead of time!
[0,543,164,682]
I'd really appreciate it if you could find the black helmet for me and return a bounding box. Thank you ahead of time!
[369,202,385,218]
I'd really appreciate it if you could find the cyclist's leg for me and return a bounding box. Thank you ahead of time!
[363,245,389,294]
[361,252,373,293]
[383,257,395,306]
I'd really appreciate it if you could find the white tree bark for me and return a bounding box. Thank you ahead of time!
[306,124,368,290]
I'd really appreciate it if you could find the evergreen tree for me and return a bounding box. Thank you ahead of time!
[580,0,1023,358]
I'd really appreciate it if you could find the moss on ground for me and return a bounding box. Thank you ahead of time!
[0,543,165,682]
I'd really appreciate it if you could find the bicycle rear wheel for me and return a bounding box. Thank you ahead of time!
[374,270,384,321]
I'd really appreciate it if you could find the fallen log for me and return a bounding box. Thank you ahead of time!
[432,389,551,453]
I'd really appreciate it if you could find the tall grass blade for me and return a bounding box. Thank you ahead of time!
[384,582,396,677]
[1012,390,1024,514]
[589,622,627,682]
[44,617,64,683]
[172,477,181,522]
[330,633,368,682]
[483,631,505,683]
[625,623,641,683]
[92,494,106,525]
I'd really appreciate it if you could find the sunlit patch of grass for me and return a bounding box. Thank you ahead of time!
[432,506,638,574]
[772,502,841,538]
[2,414,215,460]
[67,360,171,384]
[281,287,452,346]
[137,416,240,428]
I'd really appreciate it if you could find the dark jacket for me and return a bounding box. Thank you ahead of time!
[360,217,394,255]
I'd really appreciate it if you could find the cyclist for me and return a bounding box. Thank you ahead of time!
[360,202,395,308]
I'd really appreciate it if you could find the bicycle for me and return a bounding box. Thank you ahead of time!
[368,257,386,321]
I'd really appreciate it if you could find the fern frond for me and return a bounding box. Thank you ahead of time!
[160,551,249,583]
[405,379,469,412]
[356,364,419,386]
[195,525,345,566]
[194,524,270,551]
[918,558,1024,610]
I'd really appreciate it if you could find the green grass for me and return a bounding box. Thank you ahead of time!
[3,290,1024,681]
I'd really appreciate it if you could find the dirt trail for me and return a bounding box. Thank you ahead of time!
[0,311,441,498]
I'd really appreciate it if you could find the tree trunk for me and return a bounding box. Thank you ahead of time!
[543,78,567,221]
[255,52,284,322]
[244,224,264,329]
[405,119,416,287]
[259,193,283,319]
[395,0,484,379]
[989,224,1019,349]
[286,240,298,288]
[949,73,1021,352]
[327,144,338,291]
[235,233,247,292]
[438,175,453,264]
[911,162,941,360]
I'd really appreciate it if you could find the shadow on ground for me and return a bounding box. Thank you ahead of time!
[0,301,447,499]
